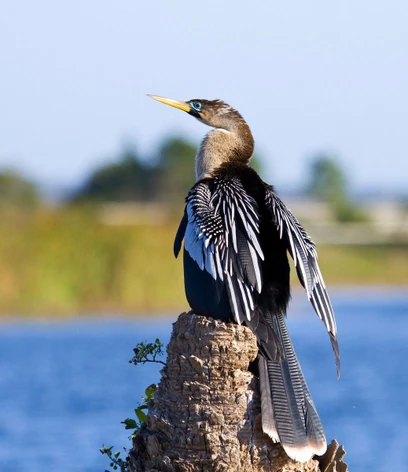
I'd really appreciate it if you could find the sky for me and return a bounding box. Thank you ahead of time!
[1,1,407,196]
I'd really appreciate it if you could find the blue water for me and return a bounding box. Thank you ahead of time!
[0,289,407,471]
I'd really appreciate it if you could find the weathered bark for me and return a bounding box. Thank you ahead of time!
[129,312,348,472]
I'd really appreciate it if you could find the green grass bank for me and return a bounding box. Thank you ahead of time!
[0,206,406,316]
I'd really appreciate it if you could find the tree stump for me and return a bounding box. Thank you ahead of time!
[129,312,348,472]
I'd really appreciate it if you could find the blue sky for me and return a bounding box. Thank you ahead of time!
[1,1,407,194]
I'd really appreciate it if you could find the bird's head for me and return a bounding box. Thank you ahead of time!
[148,95,245,132]
[148,94,254,178]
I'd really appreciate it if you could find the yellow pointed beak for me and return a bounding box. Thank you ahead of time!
[147,94,191,113]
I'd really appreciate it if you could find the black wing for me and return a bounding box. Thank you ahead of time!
[265,185,340,376]
[174,211,188,258]
[179,176,264,324]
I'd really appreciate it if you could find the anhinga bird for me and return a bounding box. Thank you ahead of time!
[149,94,340,463]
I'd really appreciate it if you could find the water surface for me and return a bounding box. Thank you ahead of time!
[0,289,407,471]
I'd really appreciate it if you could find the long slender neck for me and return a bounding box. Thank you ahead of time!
[195,120,254,181]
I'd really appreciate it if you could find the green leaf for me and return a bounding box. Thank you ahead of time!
[121,418,137,430]
[100,445,113,454]
[144,384,157,400]
[135,408,147,424]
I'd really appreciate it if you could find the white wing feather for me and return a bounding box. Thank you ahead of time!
[265,187,340,376]
[184,178,264,324]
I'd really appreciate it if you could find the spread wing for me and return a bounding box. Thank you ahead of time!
[176,176,264,324]
[265,185,340,376]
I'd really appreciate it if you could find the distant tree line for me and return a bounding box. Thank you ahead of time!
[71,137,197,204]
[0,170,40,209]
[0,137,368,222]
[305,154,369,222]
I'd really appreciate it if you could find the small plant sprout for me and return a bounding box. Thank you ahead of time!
[129,338,165,366]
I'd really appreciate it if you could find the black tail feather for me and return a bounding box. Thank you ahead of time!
[258,311,327,462]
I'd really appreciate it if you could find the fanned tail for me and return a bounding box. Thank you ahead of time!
[259,311,327,462]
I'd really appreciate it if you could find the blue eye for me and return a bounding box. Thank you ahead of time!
[191,101,202,111]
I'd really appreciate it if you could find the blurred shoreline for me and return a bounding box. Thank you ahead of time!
[0,203,406,317]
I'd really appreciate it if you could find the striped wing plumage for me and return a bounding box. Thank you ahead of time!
[265,186,340,376]
[183,177,264,324]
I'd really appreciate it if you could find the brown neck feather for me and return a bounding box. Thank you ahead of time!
[195,119,254,181]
